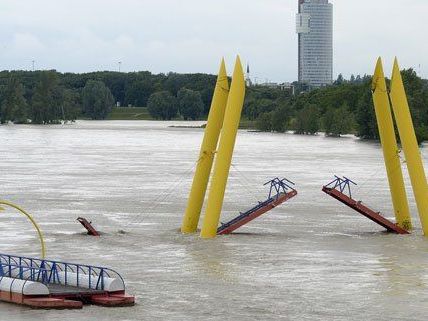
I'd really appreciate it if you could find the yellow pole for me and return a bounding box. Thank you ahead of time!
[181,59,230,234]
[0,200,46,258]
[200,56,246,239]
[389,58,428,235]
[371,57,412,230]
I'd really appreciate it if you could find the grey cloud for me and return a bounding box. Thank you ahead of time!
[0,0,426,81]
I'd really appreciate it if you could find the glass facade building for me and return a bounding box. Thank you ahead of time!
[296,0,333,88]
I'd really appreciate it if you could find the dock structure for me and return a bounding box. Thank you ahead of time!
[0,253,135,309]
[322,176,409,234]
[77,217,100,236]
[217,178,297,235]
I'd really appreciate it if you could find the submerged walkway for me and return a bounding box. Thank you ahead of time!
[217,178,297,235]
[322,176,409,234]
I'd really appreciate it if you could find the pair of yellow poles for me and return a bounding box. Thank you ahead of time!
[181,56,246,238]
[372,57,428,235]
[181,55,428,237]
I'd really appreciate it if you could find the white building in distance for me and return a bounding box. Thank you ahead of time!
[296,0,333,88]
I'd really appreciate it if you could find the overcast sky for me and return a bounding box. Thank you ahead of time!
[0,0,427,82]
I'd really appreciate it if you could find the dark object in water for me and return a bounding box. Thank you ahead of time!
[77,217,100,236]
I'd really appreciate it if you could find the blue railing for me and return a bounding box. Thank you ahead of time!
[324,175,357,199]
[0,253,125,291]
[264,177,296,200]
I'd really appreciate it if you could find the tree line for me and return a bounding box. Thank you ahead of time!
[0,70,217,124]
[251,70,428,142]
[1,68,427,143]
[0,71,115,123]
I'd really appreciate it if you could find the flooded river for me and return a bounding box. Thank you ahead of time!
[1,121,427,320]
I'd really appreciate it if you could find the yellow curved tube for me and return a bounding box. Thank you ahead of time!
[372,58,412,230]
[0,200,46,258]
[200,56,246,239]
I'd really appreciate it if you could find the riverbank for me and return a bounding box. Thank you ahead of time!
[106,107,153,120]
[105,107,257,129]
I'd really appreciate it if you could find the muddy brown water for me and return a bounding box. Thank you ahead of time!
[1,121,427,320]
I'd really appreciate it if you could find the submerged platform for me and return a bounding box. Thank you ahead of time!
[0,253,135,309]
[322,176,409,234]
[217,178,297,235]
[77,217,100,236]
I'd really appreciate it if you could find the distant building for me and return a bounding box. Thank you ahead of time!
[245,63,294,94]
[259,82,280,89]
[296,0,333,88]
[259,82,295,95]
[245,64,253,87]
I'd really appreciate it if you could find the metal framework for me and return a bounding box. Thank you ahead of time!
[264,177,296,199]
[0,253,125,291]
[217,177,297,234]
[324,175,357,199]
[322,176,409,234]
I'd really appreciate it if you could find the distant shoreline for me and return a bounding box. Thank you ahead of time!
[168,124,206,129]
[106,107,257,129]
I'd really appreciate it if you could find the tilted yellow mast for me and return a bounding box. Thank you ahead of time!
[181,59,230,233]
[371,58,412,230]
[389,58,428,235]
[200,56,246,239]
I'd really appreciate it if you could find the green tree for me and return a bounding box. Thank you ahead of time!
[256,112,273,132]
[100,72,127,106]
[324,103,354,137]
[334,73,345,85]
[163,73,186,96]
[244,97,276,120]
[0,76,27,124]
[31,71,62,124]
[294,104,319,135]
[400,68,428,143]
[355,88,378,139]
[177,88,204,120]
[82,80,114,120]
[61,89,81,122]
[124,79,153,107]
[147,91,178,120]
[271,100,291,132]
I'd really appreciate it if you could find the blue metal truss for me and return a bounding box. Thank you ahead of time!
[0,253,125,291]
[325,175,357,199]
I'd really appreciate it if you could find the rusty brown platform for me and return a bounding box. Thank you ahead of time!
[46,284,134,307]
[322,186,409,234]
[217,190,297,235]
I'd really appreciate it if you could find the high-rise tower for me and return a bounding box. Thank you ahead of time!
[296,0,333,88]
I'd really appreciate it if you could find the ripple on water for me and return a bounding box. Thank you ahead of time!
[1,121,428,320]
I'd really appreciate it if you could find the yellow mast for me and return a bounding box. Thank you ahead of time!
[371,58,412,230]
[181,59,229,233]
[200,56,246,239]
[389,58,428,235]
